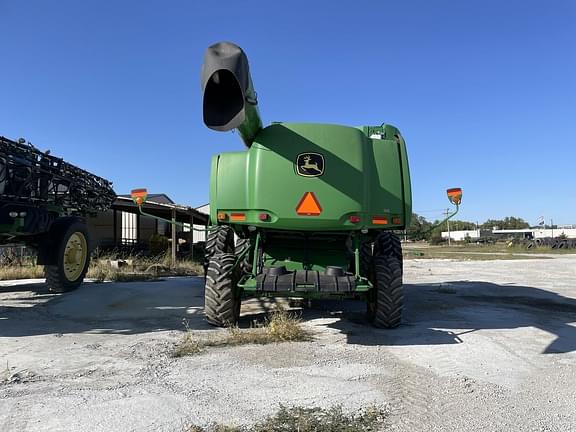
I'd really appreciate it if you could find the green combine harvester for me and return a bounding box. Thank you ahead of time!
[200,41,459,328]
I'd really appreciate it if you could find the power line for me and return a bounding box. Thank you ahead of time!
[413,209,447,213]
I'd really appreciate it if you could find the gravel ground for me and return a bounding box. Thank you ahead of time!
[1,256,575,431]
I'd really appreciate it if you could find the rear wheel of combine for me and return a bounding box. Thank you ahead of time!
[374,231,403,274]
[44,220,90,293]
[368,255,403,328]
[235,237,253,274]
[204,226,234,274]
[204,253,240,327]
[360,241,373,280]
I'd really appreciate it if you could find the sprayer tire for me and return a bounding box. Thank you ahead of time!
[44,219,90,293]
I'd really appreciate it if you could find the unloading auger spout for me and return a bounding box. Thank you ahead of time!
[201,41,263,147]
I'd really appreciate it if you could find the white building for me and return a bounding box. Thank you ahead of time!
[492,228,576,239]
[442,227,576,241]
[441,230,481,241]
[193,204,210,243]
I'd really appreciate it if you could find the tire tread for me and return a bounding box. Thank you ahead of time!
[204,253,239,326]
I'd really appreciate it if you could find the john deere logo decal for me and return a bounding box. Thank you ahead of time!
[296,153,324,177]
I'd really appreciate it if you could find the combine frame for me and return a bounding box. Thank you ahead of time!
[199,42,461,328]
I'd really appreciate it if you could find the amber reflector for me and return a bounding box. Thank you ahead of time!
[130,188,148,206]
[392,216,401,224]
[230,213,246,222]
[372,216,388,225]
[447,188,463,205]
[217,212,227,221]
[296,192,322,216]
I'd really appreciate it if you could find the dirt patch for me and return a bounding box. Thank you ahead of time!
[1,257,575,431]
[173,309,314,357]
[186,405,388,432]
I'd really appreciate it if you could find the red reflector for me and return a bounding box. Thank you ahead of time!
[372,216,388,225]
[349,215,361,223]
[296,192,322,216]
[392,216,402,224]
[259,213,269,221]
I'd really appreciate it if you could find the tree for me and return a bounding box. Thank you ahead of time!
[407,214,478,242]
[408,213,432,240]
[481,217,529,230]
[449,220,477,231]
[428,219,446,244]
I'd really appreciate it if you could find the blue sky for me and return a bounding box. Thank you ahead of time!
[1,1,574,225]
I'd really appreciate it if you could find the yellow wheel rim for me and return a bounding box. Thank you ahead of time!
[63,232,87,281]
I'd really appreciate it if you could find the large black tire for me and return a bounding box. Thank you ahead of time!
[368,255,403,328]
[374,231,403,274]
[204,253,240,327]
[360,241,373,280]
[203,226,234,274]
[235,237,253,274]
[44,219,91,293]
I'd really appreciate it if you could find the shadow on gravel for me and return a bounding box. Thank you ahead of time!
[0,281,50,294]
[2,278,575,355]
[0,277,212,337]
[323,281,576,354]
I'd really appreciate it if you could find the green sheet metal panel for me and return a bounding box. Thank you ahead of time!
[211,122,411,230]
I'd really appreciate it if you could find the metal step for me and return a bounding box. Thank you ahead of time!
[255,267,357,293]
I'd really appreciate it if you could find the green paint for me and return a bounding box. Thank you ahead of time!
[236,92,262,147]
[202,42,412,299]
[210,123,411,230]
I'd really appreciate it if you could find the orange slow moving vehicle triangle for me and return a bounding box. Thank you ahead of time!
[296,192,322,216]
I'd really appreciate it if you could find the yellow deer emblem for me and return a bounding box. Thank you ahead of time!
[300,155,321,173]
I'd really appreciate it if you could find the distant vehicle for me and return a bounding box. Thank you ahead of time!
[0,136,115,291]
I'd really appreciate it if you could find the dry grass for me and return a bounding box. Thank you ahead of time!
[172,319,203,357]
[185,404,389,432]
[404,243,576,260]
[0,252,202,282]
[89,252,202,283]
[0,265,45,281]
[404,251,546,261]
[401,243,568,261]
[87,260,155,283]
[173,309,314,357]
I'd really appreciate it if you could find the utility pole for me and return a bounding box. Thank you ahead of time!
[171,208,177,267]
[190,214,194,261]
[445,208,451,246]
